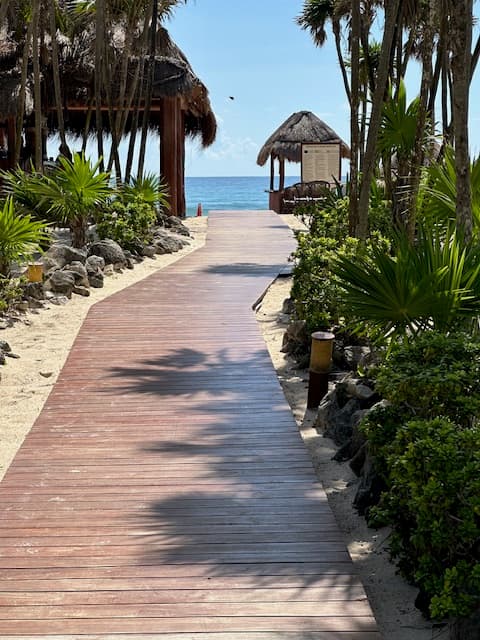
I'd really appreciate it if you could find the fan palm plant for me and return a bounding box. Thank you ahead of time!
[333,225,480,342]
[32,153,111,248]
[0,197,49,277]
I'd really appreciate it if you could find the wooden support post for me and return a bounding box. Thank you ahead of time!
[279,158,285,191]
[160,96,179,216]
[176,106,186,217]
[270,154,274,191]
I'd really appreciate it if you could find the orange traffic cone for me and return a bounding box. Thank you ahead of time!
[196,203,203,217]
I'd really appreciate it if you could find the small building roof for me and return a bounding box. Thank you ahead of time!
[257,110,350,166]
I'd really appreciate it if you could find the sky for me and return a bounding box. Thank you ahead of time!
[164,0,351,178]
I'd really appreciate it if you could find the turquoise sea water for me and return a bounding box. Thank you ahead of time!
[184,176,301,217]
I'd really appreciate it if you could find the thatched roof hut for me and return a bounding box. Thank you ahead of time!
[257,110,349,191]
[0,25,216,216]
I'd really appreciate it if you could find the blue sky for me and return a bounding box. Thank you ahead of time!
[166,0,350,177]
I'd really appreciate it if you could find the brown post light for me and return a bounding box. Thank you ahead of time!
[307,331,335,409]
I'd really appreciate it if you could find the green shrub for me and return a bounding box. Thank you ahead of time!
[0,275,24,313]
[361,331,480,620]
[291,234,360,332]
[96,200,157,252]
[374,331,480,426]
[369,417,480,619]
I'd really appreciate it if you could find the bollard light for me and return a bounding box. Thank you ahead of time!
[307,331,335,409]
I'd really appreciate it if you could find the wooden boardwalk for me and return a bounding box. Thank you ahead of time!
[0,210,380,639]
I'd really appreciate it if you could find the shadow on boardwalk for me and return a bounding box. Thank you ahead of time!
[106,347,364,602]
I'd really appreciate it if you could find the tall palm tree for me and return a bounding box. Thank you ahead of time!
[297,0,351,104]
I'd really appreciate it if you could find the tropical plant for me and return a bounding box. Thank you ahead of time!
[420,146,480,232]
[119,173,170,211]
[0,275,24,313]
[333,225,480,341]
[0,166,49,220]
[32,153,111,248]
[96,199,157,252]
[0,197,49,277]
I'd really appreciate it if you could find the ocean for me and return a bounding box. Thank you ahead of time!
[184,176,300,217]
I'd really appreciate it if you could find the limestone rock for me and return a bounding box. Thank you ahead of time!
[23,282,45,300]
[141,245,157,258]
[44,271,76,298]
[88,239,126,266]
[344,346,371,370]
[73,285,90,297]
[324,398,361,445]
[66,261,90,287]
[0,340,12,353]
[49,295,70,305]
[158,213,191,237]
[85,255,105,288]
[86,255,105,272]
[281,319,309,356]
[44,244,87,268]
[353,451,387,515]
[153,231,185,254]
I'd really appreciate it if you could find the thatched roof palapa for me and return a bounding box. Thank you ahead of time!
[257,110,350,166]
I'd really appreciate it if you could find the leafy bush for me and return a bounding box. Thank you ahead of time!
[374,331,480,426]
[370,417,480,620]
[291,233,359,332]
[361,331,480,619]
[0,275,24,313]
[96,200,157,252]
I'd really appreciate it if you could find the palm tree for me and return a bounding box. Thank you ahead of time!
[296,0,351,104]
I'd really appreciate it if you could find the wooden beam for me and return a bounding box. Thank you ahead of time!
[160,96,180,216]
[279,158,285,191]
[176,106,186,217]
[270,155,274,191]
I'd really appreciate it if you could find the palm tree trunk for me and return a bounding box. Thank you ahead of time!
[32,0,43,170]
[0,0,10,28]
[137,0,159,179]
[333,18,351,105]
[451,0,473,240]
[15,16,34,164]
[406,0,436,240]
[357,0,401,239]
[349,0,361,236]
[95,0,106,171]
[48,0,69,156]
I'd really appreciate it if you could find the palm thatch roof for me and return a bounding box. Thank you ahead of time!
[0,25,216,147]
[256,110,350,166]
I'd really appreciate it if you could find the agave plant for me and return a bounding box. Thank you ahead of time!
[119,173,169,212]
[333,225,480,342]
[0,197,49,277]
[33,153,111,248]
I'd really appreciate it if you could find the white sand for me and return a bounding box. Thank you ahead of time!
[0,217,207,480]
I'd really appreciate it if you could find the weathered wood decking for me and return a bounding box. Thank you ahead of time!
[0,210,380,639]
